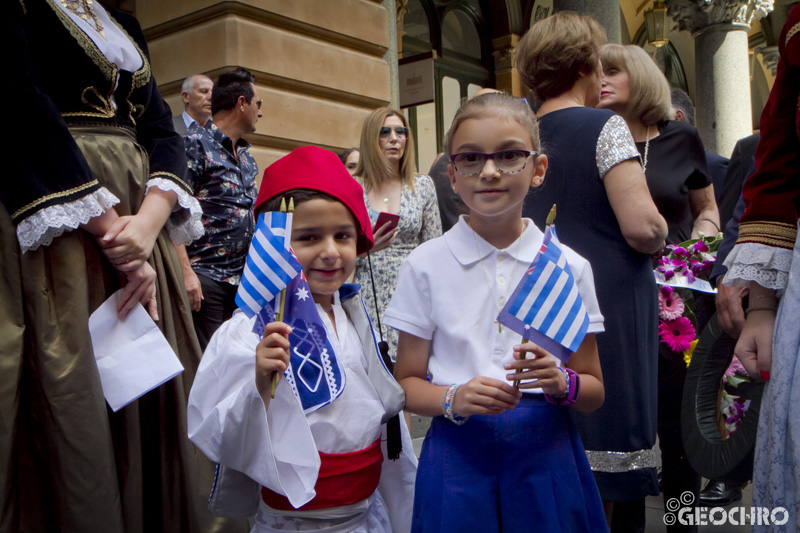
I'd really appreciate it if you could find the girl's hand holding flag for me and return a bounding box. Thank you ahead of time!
[505,341,567,397]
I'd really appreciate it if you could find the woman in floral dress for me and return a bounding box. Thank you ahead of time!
[353,108,441,360]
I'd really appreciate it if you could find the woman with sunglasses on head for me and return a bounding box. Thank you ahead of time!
[517,13,667,531]
[353,108,442,360]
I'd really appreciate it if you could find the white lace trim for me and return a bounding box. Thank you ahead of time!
[722,242,793,293]
[146,178,204,245]
[17,187,120,253]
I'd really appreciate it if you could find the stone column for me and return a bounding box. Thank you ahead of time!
[385,0,404,110]
[554,0,621,44]
[666,0,773,157]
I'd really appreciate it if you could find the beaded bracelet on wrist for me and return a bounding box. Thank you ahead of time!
[544,368,580,407]
[442,384,468,425]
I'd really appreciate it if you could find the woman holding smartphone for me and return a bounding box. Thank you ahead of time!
[353,108,442,360]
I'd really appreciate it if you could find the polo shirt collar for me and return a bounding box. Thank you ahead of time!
[445,215,542,266]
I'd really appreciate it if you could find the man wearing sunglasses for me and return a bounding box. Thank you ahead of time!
[176,67,261,349]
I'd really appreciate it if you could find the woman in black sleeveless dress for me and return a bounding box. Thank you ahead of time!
[517,13,668,530]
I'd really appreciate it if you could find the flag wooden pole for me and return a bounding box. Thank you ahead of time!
[270,197,294,399]
[514,204,557,392]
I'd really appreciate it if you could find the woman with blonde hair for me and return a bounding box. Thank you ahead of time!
[518,12,668,531]
[598,44,719,244]
[353,108,441,360]
[598,43,721,533]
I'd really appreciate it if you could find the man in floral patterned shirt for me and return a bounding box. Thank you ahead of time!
[176,67,261,349]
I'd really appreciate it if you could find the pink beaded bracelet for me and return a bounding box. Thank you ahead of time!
[544,368,580,407]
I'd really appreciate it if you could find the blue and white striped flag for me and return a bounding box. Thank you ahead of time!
[235,212,303,318]
[496,225,589,363]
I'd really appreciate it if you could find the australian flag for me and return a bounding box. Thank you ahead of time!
[235,212,302,318]
[252,275,346,413]
[242,212,345,413]
[496,225,589,363]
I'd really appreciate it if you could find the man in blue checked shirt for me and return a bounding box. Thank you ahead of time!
[174,67,262,349]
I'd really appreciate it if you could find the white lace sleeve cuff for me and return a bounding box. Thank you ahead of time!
[146,178,204,245]
[596,114,641,179]
[722,242,792,293]
[17,187,120,253]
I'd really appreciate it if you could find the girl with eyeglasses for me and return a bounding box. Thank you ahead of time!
[516,13,667,531]
[386,91,608,532]
[352,108,442,362]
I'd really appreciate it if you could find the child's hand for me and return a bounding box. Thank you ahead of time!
[451,376,521,417]
[255,322,292,401]
[505,341,567,397]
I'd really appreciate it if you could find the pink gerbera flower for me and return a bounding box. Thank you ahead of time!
[659,316,696,353]
[658,286,685,320]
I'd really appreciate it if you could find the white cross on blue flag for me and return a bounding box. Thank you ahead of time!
[235,212,303,318]
[496,225,589,363]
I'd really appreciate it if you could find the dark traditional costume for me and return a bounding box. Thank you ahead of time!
[1,1,241,531]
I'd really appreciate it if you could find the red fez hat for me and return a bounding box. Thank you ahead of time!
[255,146,373,254]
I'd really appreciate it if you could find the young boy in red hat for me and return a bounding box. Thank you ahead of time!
[187,146,416,532]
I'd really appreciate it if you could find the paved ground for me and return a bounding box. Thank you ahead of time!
[409,414,753,532]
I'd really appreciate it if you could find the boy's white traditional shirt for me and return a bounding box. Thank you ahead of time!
[384,216,604,390]
[187,291,416,532]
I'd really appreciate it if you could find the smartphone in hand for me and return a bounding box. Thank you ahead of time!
[374,212,400,233]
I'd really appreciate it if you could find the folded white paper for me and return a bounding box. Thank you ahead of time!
[89,291,184,411]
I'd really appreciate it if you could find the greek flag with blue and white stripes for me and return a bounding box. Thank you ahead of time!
[496,225,589,363]
[235,212,302,318]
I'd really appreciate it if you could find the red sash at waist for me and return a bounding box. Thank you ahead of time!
[261,438,383,511]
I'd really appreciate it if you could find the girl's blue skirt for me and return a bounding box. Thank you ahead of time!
[413,395,609,532]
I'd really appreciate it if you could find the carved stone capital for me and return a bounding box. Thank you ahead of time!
[760,45,780,75]
[665,0,774,35]
[493,47,515,71]
[492,34,520,71]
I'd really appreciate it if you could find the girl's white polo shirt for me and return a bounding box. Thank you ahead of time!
[384,216,604,392]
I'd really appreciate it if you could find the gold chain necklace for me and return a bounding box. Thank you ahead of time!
[469,220,525,333]
[59,0,105,38]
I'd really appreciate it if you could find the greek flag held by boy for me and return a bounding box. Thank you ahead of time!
[496,225,590,363]
[236,211,346,414]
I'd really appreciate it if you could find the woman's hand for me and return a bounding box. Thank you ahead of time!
[101,187,178,271]
[368,221,398,254]
[734,282,778,380]
[716,277,748,338]
[100,214,163,271]
[735,309,776,379]
[255,322,293,406]
[505,341,566,396]
[451,376,520,417]
[117,262,158,321]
